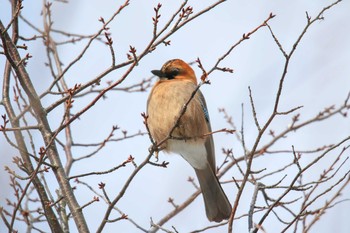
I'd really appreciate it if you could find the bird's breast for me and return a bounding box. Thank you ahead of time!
[147,81,209,152]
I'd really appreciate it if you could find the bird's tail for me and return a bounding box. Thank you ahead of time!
[195,165,232,222]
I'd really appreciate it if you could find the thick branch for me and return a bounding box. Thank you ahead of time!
[0,20,89,232]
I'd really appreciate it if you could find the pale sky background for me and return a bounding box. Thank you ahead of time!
[1,1,350,233]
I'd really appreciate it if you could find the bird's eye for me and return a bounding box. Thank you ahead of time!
[166,68,180,79]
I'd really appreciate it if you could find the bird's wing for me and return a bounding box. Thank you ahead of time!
[198,90,216,172]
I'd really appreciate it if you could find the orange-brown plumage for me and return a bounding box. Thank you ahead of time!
[147,59,231,222]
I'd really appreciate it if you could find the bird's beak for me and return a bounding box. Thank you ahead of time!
[151,70,165,78]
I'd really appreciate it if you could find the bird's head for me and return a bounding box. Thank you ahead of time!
[151,59,197,84]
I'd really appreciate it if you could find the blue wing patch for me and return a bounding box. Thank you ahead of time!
[199,99,210,123]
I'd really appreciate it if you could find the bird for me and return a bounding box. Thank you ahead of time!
[146,59,231,222]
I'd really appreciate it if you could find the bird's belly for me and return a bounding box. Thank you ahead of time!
[167,139,207,169]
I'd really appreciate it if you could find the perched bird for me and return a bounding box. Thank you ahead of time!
[147,59,231,222]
